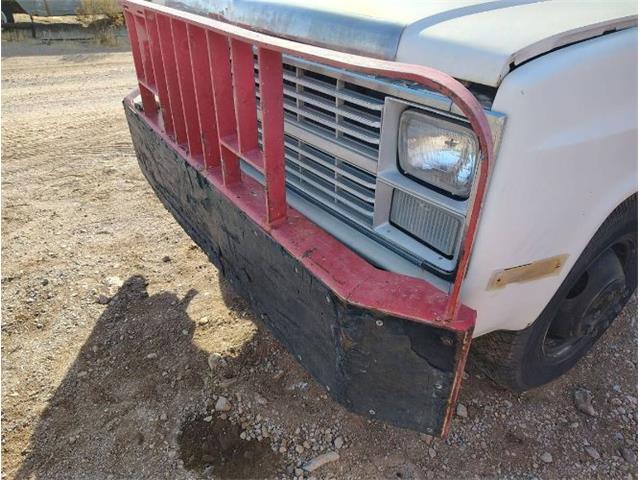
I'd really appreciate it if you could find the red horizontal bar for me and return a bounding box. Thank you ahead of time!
[220,135,264,172]
[138,78,157,96]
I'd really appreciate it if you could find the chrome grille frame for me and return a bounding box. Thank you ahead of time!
[254,54,506,277]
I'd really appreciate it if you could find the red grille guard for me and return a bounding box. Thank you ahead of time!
[121,0,494,436]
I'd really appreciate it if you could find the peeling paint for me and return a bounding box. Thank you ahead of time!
[487,254,569,290]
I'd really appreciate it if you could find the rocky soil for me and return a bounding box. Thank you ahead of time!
[1,38,637,480]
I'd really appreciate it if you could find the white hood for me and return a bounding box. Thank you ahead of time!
[162,0,637,86]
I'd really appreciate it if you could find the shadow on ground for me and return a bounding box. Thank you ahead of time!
[14,275,283,479]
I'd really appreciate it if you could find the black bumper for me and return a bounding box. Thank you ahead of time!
[125,101,471,436]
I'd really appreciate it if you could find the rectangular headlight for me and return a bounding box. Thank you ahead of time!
[398,110,479,198]
[390,189,462,258]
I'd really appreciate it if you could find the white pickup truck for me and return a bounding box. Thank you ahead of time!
[120,0,637,435]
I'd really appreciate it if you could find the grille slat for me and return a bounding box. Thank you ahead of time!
[284,151,374,204]
[282,71,384,112]
[257,121,376,227]
[284,165,375,220]
[256,93,381,146]
[255,57,384,158]
[282,88,381,127]
[255,77,381,128]
[283,141,376,189]
[281,98,381,145]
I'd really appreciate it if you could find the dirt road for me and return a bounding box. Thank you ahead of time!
[1,40,637,480]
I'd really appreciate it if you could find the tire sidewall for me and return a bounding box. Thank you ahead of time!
[518,212,637,389]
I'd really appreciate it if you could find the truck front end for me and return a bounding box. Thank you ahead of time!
[120,0,500,436]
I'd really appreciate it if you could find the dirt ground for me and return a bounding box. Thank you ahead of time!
[1,37,638,480]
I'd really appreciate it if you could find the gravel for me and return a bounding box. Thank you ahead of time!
[215,396,231,412]
[585,446,601,461]
[621,447,636,464]
[302,451,340,472]
[540,452,553,464]
[575,388,598,417]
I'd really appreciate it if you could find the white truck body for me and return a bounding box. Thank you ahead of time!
[153,0,638,337]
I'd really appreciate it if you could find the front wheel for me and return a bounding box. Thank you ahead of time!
[472,195,637,391]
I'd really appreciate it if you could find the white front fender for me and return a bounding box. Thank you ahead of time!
[463,27,638,337]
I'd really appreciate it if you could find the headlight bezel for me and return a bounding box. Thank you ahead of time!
[374,100,484,277]
[371,93,502,280]
[397,109,480,199]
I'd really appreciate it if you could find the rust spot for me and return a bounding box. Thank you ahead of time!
[338,329,355,350]
[302,248,317,258]
[487,254,569,290]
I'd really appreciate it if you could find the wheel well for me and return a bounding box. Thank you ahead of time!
[600,193,637,266]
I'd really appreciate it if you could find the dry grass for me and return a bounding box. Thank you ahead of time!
[76,0,123,45]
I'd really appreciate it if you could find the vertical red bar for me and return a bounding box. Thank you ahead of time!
[124,10,145,80]
[230,39,259,153]
[188,24,220,170]
[145,11,174,136]
[124,10,156,118]
[156,14,187,146]
[135,14,155,87]
[171,19,203,162]
[208,31,241,184]
[258,47,287,225]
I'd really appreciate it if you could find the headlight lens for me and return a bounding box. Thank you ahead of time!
[398,110,479,198]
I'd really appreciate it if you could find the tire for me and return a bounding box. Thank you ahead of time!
[472,194,637,391]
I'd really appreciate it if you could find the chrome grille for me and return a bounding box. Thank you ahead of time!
[258,123,376,227]
[251,53,498,275]
[255,55,380,228]
[256,57,385,160]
